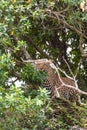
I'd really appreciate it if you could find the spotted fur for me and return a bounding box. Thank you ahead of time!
[32,59,87,105]
[55,85,87,105]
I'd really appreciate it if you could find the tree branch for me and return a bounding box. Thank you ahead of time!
[63,57,74,77]
[50,62,76,88]
[23,35,51,59]
[63,57,79,88]
[45,9,87,39]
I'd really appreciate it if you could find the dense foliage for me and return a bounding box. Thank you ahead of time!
[0,0,87,129]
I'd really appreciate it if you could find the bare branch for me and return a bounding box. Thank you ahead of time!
[56,69,78,88]
[63,57,79,88]
[50,63,76,88]
[21,58,48,64]
[54,85,60,97]
[63,57,74,77]
[21,47,31,60]
[57,66,74,80]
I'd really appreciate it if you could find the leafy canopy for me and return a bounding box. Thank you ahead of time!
[0,0,87,129]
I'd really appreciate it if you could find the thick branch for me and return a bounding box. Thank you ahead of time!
[23,35,51,59]
[7,33,31,60]
[45,9,87,39]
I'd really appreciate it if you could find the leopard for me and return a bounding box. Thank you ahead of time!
[34,59,75,88]
[23,58,87,105]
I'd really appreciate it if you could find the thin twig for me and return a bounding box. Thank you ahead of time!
[57,66,74,80]
[63,57,78,88]
[63,57,74,77]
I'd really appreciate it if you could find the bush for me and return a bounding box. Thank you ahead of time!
[0,85,87,130]
[21,63,47,85]
[0,86,52,130]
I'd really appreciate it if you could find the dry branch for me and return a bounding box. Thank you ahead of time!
[45,9,87,40]
[63,57,79,88]
[50,63,77,89]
